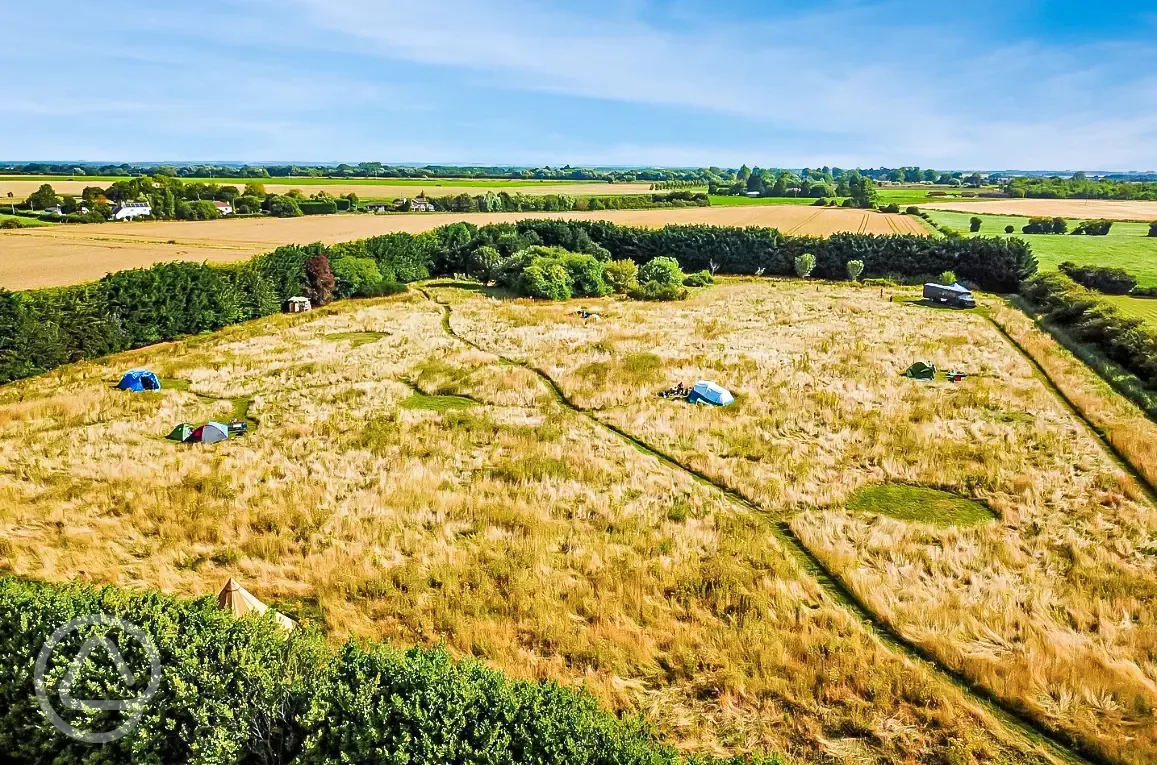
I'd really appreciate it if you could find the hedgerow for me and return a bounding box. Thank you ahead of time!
[0,577,781,765]
[1021,271,1157,386]
[0,220,1036,385]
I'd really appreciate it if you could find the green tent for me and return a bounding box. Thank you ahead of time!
[167,423,195,442]
[904,361,936,380]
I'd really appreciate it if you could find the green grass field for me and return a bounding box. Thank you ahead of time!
[0,212,53,227]
[1102,294,1157,328]
[846,484,997,527]
[924,209,1157,287]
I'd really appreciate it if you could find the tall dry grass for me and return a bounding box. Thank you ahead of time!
[0,289,1055,764]
[443,280,1157,765]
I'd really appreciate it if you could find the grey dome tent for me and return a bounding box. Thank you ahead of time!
[190,421,229,444]
[904,361,936,380]
[117,369,161,392]
[687,380,735,407]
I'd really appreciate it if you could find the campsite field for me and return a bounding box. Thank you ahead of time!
[921,198,1157,222]
[0,206,925,290]
[3,278,1157,764]
[922,209,1157,286]
[0,177,654,203]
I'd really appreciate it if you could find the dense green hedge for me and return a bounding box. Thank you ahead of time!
[0,220,1036,385]
[1021,272,1157,386]
[0,577,778,765]
[424,190,709,213]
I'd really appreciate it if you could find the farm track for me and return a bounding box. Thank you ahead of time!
[417,285,1096,765]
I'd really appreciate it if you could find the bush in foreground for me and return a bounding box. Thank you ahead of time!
[1149,221,1157,237]
[794,253,816,278]
[1022,216,1067,234]
[846,259,864,281]
[0,577,779,765]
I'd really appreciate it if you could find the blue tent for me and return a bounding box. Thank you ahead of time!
[117,369,161,392]
[687,380,734,407]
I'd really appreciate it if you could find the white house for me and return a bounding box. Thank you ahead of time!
[112,201,152,220]
[285,296,312,313]
[213,200,233,216]
[410,195,433,212]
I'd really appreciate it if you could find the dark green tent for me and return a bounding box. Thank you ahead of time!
[904,361,936,380]
[167,423,195,442]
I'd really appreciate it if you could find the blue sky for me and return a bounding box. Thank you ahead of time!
[4,0,1156,170]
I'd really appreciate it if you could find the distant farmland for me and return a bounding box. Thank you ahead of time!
[0,177,657,202]
[921,197,1157,222]
[0,206,925,290]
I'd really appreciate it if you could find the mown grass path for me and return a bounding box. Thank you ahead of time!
[416,285,1096,765]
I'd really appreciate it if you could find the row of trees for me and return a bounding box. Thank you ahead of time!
[18,179,359,222]
[1004,174,1157,200]
[0,577,780,765]
[0,219,1037,385]
[421,190,708,214]
[709,167,878,207]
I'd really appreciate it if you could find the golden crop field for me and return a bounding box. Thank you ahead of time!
[920,198,1157,222]
[0,282,1073,763]
[0,207,926,290]
[3,278,1154,764]
[0,178,658,201]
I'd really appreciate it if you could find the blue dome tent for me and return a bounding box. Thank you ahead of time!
[117,369,161,392]
[687,380,734,407]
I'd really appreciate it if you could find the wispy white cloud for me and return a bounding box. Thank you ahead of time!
[2,0,1156,168]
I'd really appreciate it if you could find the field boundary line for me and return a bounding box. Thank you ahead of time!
[417,283,1098,765]
[985,306,1157,505]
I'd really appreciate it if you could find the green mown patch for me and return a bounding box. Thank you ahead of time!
[847,484,996,527]
[326,331,388,347]
[401,392,477,412]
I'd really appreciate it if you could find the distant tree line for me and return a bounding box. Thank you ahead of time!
[419,190,708,213]
[708,166,880,207]
[14,178,359,222]
[1003,173,1157,200]
[0,220,1036,385]
[0,162,732,184]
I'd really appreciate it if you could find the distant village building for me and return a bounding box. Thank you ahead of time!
[394,195,433,212]
[213,200,233,216]
[112,201,152,220]
[366,203,392,213]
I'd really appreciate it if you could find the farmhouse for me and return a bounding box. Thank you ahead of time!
[394,195,433,212]
[112,201,152,220]
[212,200,233,215]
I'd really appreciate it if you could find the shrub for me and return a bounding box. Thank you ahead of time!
[470,245,505,285]
[305,254,336,306]
[939,271,958,285]
[638,256,685,287]
[1022,216,1067,234]
[812,198,827,206]
[331,256,383,299]
[631,281,688,301]
[794,253,816,278]
[268,195,303,218]
[881,203,900,214]
[683,270,714,288]
[846,260,865,281]
[1149,221,1157,237]
[969,216,982,233]
[1058,261,1136,295]
[905,206,920,215]
[1005,225,1015,234]
[0,219,21,229]
[1071,219,1113,236]
[0,577,779,765]
[298,199,339,215]
[354,280,408,298]
[519,262,572,301]
[604,259,639,293]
